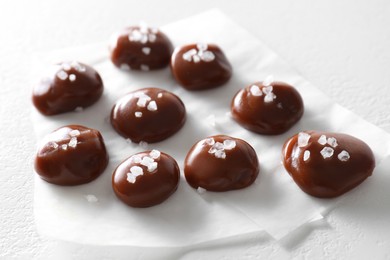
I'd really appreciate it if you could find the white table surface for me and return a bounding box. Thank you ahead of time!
[1,0,390,259]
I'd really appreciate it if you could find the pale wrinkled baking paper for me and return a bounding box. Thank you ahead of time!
[32,9,390,246]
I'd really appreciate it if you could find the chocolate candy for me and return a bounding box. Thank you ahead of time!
[32,61,104,116]
[110,88,186,143]
[34,125,109,186]
[171,43,232,90]
[110,25,173,71]
[112,150,180,208]
[282,131,375,198]
[184,135,259,191]
[231,77,304,135]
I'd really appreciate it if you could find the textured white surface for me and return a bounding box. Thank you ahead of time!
[1,0,390,259]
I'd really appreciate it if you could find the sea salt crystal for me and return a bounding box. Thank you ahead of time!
[192,54,201,63]
[129,30,142,42]
[197,187,207,194]
[262,86,273,95]
[201,51,215,62]
[149,149,161,159]
[215,150,226,159]
[298,132,311,147]
[71,61,86,72]
[183,49,197,61]
[147,162,158,172]
[320,147,334,159]
[327,137,338,148]
[263,75,274,86]
[157,93,163,98]
[147,100,158,111]
[69,129,80,137]
[56,70,68,80]
[131,155,142,164]
[318,135,327,145]
[62,63,71,71]
[50,142,59,149]
[303,150,310,161]
[250,85,262,96]
[61,144,68,150]
[338,150,350,161]
[85,194,98,203]
[142,47,151,55]
[264,93,276,103]
[204,138,215,146]
[135,111,143,118]
[140,64,149,71]
[68,137,77,148]
[137,94,151,107]
[197,43,208,51]
[126,173,136,183]
[139,141,148,148]
[69,74,76,82]
[223,140,236,150]
[148,34,156,42]
[140,156,154,167]
[130,166,144,176]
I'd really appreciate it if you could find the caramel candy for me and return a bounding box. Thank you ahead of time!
[110,88,186,143]
[112,150,180,208]
[34,125,109,186]
[110,25,173,71]
[32,62,104,116]
[171,43,232,90]
[282,131,375,198]
[184,135,259,191]
[231,77,304,135]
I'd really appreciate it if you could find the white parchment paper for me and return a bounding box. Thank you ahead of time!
[32,9,390,246]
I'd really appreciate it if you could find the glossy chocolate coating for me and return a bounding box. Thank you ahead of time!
[32,61,103,116]
[170,43,232,90]
[184,135,259,191]
[112,150,180,208]
[110,25,173,71]
[34,125,109,186]
[231,80,304,135]
[282,131,375,198]
[110,88,186,143]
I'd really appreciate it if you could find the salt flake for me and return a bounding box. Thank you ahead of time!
[320,147,334,159]
[327,137,338,148]
[318,135,327,145]
[338,150,350,161]
[263,75,274,86]
[223,140,236,150]
[149,149,161,159]
[147,100,158,111]
[303,150,310,161]
[68,137,77,148]
[298,132,311,148]
[250,85,263,96]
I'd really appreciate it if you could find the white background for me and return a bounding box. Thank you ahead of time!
[1,0,389,259]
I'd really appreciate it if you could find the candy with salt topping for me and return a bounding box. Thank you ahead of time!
[110,88,186,143]
[282,131,375,198]
[32,61,104,116]
[231,77,304,135]
[171,43,232,90]
[184,135,259,191]
[34,125,109,185]
[110,24,173,71]
[112,150,180,207]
